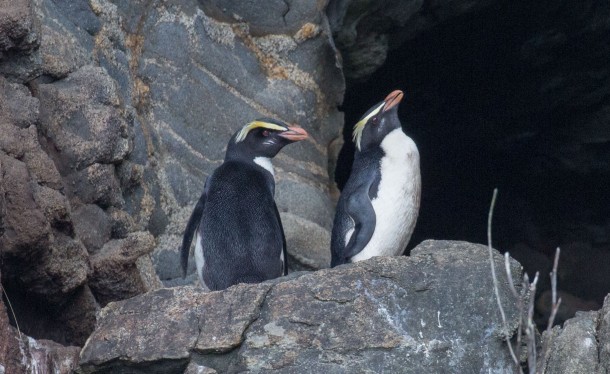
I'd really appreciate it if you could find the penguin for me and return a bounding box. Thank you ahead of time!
[331,90,421,267]
[180,118,308,291]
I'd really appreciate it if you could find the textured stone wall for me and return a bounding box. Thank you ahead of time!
[0,0,344,360]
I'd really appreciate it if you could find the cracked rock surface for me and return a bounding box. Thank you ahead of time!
[539,293,610,374]
[1,0,343,364]
[78,240,525,373]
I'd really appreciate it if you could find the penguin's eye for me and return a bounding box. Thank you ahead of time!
[262,130,270,137]
[371,116,379,125]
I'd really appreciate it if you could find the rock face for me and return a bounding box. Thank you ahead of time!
[539,294,610,373]
[0,271,81,374]
[113,0,345,279]
[79,240,525,373]
[0,0,40,58]
[2,0,607,372]
[0,32,157,347]
[0,0,343,353]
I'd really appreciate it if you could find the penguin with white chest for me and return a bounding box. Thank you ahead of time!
[180,118,308,290]
[331,90,421,267]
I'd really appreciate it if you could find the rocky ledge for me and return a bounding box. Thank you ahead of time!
[79,240,524,373]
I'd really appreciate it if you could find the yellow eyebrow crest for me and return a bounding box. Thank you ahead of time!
[352,102,384,150]
[235,120,287,142]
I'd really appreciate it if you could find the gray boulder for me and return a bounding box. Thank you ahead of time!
[89,231,160,306]
[79,240,525,373]
[539,293,610,373]
[0,0,40,58]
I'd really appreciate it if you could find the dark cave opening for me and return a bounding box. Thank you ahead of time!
[335,1,610,322]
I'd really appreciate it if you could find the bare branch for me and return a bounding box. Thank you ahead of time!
[505,252,519,298]
[526,272,539,374]
[487,189,520,371]
[538,247,562,374]
[551,247,560,306]
[505,252,525,365]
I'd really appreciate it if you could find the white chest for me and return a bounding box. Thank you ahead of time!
[351,129,421,262]
[254,157,274,176]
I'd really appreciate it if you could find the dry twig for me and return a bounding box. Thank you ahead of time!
[537,247,562,373]
[487,189,521,370]
[487,189,563,374]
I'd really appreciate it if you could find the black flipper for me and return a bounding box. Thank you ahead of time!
[273,202,288,276]
[342,187,376,261]
[180,178,208,278]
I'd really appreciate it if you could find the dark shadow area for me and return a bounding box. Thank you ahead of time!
[336,0,610,323]
[1,277,95,346]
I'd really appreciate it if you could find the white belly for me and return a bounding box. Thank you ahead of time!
[195,233,205,286]
[351,129,421,262]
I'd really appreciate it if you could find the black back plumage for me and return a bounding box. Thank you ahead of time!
[180,118,307,290]
[198,161,284,290]
[330,148,383,267]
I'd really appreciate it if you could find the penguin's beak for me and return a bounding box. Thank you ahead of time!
[382,90,404,112]
[279,125,308,142]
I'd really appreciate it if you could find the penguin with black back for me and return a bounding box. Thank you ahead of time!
[180,118,308,291]
[331,90,421,267]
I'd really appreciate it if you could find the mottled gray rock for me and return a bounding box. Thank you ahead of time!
[0,131,90,305]
[184,362,217,374]
[281,212,331,270]
[0,0,342,366]
[542,312,600,373]
[0,73,100,350]
[79,283,272,373]
[52,0,101,36]
[0,0,94,81]
[0,79,39,128]
[109,0,344,279]
[539,294,610,373]
[0,0,40,57]
[1,33,154,349]
[53,285,98,346]
[200,0,327,36]
[37,65,132,172]
[89,231,158,306]
[78,240,525,373]
[0,151,51,257]
[64,163,124,209]
[22,338,81,374]
[72,204,113,254]
[601,295,610,373]
[106,207,136,239]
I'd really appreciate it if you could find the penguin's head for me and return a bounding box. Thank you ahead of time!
[352,90,404,151]
[227,118,308,159]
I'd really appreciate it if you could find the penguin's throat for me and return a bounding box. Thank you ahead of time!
[253,156,275,176]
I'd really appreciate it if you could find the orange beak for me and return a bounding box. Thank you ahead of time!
[382,90,404,112]
[279,125,309,142]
